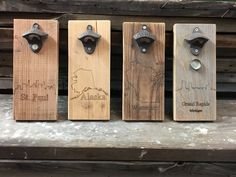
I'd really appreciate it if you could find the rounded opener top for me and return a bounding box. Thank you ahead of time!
[22,23,48,53]
[78,25,101,54]
[185,27,209,56]
[133,25,156,53]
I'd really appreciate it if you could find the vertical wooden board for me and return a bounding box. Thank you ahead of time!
[173,24,216,121]
[123,22,165,121]
[13,19,59,121]
[68,20,110,120]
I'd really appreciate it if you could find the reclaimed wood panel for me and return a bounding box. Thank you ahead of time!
[68,20,110,120]
[173,24,216,121]
[13,19,58,120]
[123,22,165,121]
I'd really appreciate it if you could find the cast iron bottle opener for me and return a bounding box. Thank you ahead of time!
[185,27,209,70]
[133,25,156,53]
[78,25,101,54]
[22,23,48,53]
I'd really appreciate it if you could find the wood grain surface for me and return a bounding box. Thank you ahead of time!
[0,161,235,177]
[173,24,216,121]
[2,13,236,33]
[13,19,58,121]
[1,0,236,18]
[123,22,165,121]
[1,95,236,161]
[68,20,110,120]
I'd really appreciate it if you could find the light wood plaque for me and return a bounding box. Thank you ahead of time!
[68,20,110,120]
[13,19,59,121]
[123,22,165,121]
[173,24,216,121]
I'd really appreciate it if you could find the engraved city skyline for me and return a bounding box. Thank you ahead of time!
[176,80,216,92]
[14,80,56,93]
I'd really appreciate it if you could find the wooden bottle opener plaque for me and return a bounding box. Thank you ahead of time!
[68,20,110,120]
[173,24,216,121]
[13,19,59,121]
[123,22,165,121]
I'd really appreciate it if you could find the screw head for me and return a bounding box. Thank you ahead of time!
[87,25,92,30]
[33,23,39,29]
[195,49,199,53]
[142,25,147,30]
[142,48,147,53]
[194,27,199,32]
[31,44,39,51]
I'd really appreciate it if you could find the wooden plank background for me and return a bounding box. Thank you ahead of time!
[0,0,236,18]
[0,160,235,177]
[0,1,236,99]
[0,1,236,174]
